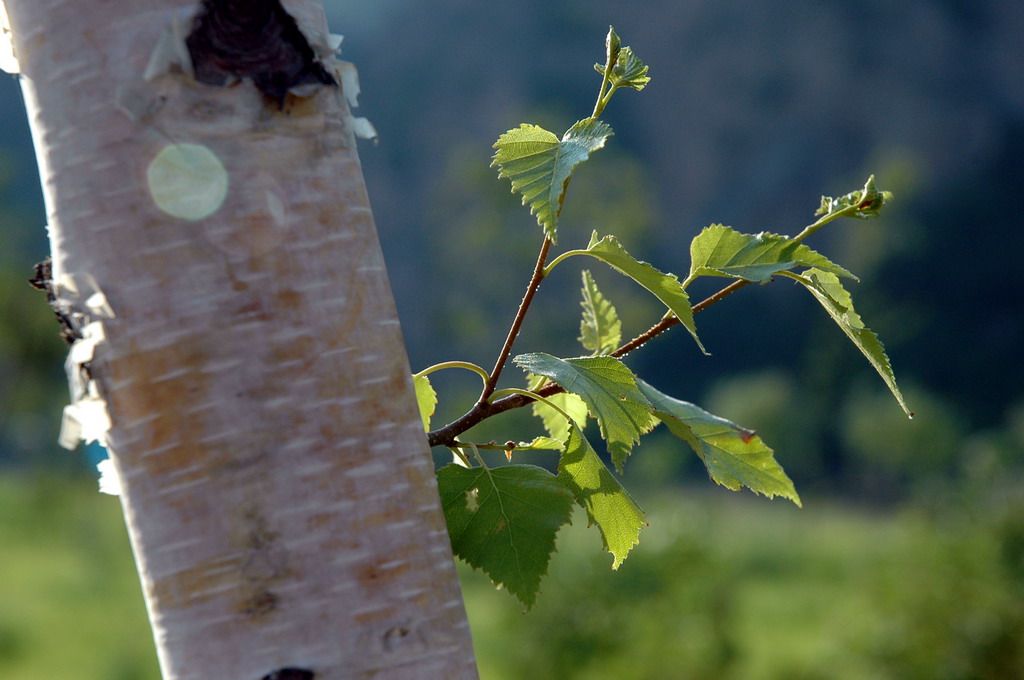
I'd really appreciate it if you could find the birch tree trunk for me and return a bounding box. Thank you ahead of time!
[3,1,478,678]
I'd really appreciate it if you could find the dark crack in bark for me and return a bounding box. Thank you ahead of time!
[260,668,315,680]
[186,0,335,106]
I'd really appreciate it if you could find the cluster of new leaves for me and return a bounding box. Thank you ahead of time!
[416,28,907,609]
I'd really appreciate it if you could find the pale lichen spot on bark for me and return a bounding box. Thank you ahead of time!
[147,143,228,220]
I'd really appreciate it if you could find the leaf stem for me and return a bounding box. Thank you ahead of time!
[450,441,522,450]
[466,441,487,468]
[792,202,861,243]
[488,387,571,420]
[542,248,588,276]
[448,446,473,468]
[593,69,612,118]
[612,279,751,358]
[415,360,491,386]
[593,86,609,119]
[692,278,752,314]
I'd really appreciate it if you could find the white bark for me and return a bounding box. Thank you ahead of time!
[4,1,477,678]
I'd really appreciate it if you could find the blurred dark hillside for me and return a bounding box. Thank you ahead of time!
[1,1,1021,495]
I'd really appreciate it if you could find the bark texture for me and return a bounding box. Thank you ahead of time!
[4,0,477,678]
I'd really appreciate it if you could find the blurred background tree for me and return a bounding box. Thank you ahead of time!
[1,1,1021,678]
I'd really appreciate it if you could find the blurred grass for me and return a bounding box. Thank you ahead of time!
[0,474,159,680]
[463,487,1023,680]
[1,474,1020,679]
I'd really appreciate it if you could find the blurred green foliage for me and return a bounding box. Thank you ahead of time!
[464,482,1024,680]
[3,472,1019,679]
[0,266,76,471]
[0,474,159,680]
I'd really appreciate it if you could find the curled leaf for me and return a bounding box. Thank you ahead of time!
[816,175,893,220]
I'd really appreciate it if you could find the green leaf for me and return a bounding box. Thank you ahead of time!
[602,26,622,76]
[578,270,621,354]
[558,423,645,568]
[606,46,650,91]
[594,28,650,92]
[492,118,613,242]
[785,268,913,417]
[413,373,437,433]
[816,175,893,220]
[528,372,589,441]
[437,463,575,609]
[515,353,656,471]
[514,436,564,451]
[581,233,706,354]
[637,380,802,507]
[530,386,589,442]
[688,224,857,283]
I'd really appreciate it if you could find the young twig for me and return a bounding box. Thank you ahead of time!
[612,279,750,359]
[427,276,752,447]
[479,237,553,402]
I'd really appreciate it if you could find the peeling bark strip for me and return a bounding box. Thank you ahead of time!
[28,257,79,345]
[186,0,335,104]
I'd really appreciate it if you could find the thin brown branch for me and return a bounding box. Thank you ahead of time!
[427,276,753,448]
[479,237,553,402]
[611,278,751,359]
[692,278,751,314]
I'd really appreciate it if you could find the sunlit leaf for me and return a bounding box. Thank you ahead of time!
[508,436,565,460]
[528,372,590,442]
[558,423,645,568]
[516,353,656,471]
[514,436,564,451]
[492,118,613,242]
[610,47,650,91]
[638,380,802,507]
[413,373,437,433]
[438,463,574,609]
[581,233,705,354]
[689,224,856,283]
[784,268,912,417]
[578,270,621,354]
